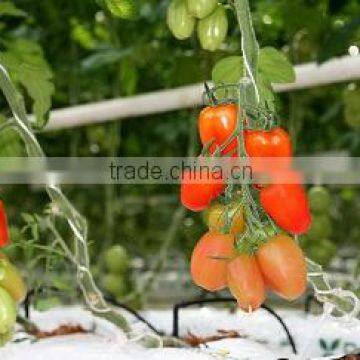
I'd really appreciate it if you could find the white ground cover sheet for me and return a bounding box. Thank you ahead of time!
[0,306,359,360]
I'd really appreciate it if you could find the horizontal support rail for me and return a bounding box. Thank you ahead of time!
[42,55,360,131]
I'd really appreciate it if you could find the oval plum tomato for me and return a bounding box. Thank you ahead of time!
[244,127,292,174]
[103,245,129,274]
[256,234,307,300]
[0,202,9,248]
[198,103,238,155]
[191,231,235,291]
[0,286,16,336]
[167,0,195,40]
[227,254,265,312]
[205,202,245,235]
[0,259,27,303]
[308,186,331,214]
[260,173,311,234]
[197,5,228,51]
[187,0,217,19]
[180,169,224,212]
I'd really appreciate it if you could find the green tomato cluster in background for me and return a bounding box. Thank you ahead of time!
[167,0,228,51]
[300,186,336,267]
[100,245,132,300]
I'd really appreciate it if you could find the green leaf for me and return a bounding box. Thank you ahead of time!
[104,0,138,20]
[259,47,295,84]
[0,2,26,17]
[212,56,244,86]
[81,48,132,71]
[0,39,54,128]
[257,74,276,112]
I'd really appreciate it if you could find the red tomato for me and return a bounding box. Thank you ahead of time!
[191,231,235,291]
[260,179,312,234]
[0,202,9,248]
[256,234,307,300]
[227,254,265,312]
[244,127,292,158]
[198,103,238,155]
[180,169,225,211]
[244,127,292,175]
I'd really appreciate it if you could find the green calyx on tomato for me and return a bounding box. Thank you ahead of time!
[197,5,228,51]
[167,0,195,40]
[103,245,129,274]
[0,286,16,336]
[308,186,331,213]
[186,0,217,19]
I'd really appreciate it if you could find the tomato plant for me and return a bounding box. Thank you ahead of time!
[256,234,307,300]
[167,0,196,40]
[180,169,225,211]
[227,254,265,311]
[190,231,235,291]
[197,5,228,52]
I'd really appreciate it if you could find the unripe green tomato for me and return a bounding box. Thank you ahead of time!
[197,5,228,51]
[187,0,217,19]
[101,273,127,297]
[167,0,196,40]
[0,287,16,335]
[308,239,336,267]
[0,331,11,347]
[0,259,27,303]
[104,245,129,274]
[308,186,331,214]
[307,215,332,241]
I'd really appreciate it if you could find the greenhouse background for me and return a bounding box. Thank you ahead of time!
[0,0,359,359]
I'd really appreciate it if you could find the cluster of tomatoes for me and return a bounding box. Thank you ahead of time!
[167,0,228,51]
[180,103,312,311]
[0,201,26,345]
